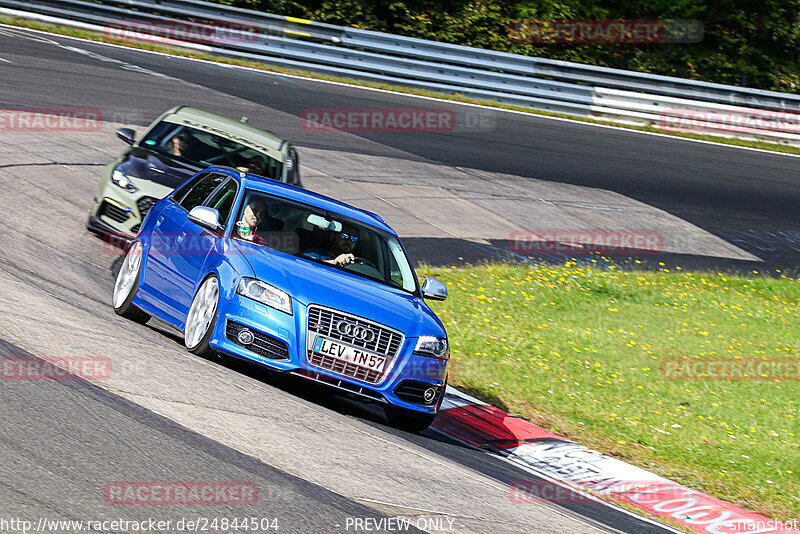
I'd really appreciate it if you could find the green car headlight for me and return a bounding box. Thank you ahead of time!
[111,168,138,193]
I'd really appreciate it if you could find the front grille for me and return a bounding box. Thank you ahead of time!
[307,306,403,356]
[130,224,141,234]
[306,306,405,384]
[394,380,441,405]
[291,369,386,403]
[136,196,158,219]
[307,352,384,383]
[99,201,130,223]
[226,321,290,360]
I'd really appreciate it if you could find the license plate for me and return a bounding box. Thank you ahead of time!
[313,336,387,373]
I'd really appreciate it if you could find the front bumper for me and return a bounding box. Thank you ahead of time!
[209,293,448,413]
[88,169,170,236]
[86,214,134,249]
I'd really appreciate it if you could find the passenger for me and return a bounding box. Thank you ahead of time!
[303,224,359,267]
[234,199,268,245]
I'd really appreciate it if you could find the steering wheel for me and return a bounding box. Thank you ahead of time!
[204,152,238,166]
[352,257,377,270]
[244,155,267,175]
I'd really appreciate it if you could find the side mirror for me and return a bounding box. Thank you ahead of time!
[188,206,222,233]
[421,278,448,301]
[116,128,136,145]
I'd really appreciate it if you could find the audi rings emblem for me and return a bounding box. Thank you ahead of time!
[336,320,376,342]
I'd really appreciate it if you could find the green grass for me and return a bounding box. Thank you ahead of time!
[3,15,800,156]
[418,262,800,519]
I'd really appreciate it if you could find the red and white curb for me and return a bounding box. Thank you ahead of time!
[433,387,798,534]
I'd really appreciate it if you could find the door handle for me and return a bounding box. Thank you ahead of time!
[176,232,186,245]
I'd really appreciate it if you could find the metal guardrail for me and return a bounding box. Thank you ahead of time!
[3,0,800,144]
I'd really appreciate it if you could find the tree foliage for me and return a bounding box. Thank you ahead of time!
[217,0,800,92]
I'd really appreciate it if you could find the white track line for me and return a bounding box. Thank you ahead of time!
[429,426,686,534]
[2,21,800,160]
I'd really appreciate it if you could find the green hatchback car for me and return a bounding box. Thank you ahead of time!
[88,106,301,239]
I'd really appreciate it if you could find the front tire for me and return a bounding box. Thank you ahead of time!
[184,275,219,358]
[385,381,446,432]
[385,405,437,432]
[112,241,150,324]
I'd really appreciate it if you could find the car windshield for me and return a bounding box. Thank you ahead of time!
[231,190,418,294]
[142,120,283,179]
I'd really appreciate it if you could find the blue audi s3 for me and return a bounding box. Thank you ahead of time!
[112,166,450,430]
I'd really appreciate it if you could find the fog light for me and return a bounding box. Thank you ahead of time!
[237,329,255,345]
[423,387,437,403]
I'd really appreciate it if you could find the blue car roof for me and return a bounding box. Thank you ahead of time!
[213,167,395,234]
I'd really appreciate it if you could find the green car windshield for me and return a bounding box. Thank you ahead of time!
[232,190,419,294]
[142,121,283,179]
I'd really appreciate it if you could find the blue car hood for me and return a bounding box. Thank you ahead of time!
[233,240,445,339]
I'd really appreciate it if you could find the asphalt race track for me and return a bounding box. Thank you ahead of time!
[0,337,428,534]
[0,24,798,534]
[2,26,799,268]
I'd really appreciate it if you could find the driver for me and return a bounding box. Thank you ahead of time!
[236,155,266,176]
[303,224,359,267]
[234,198,268,245]
[169,130,202,160]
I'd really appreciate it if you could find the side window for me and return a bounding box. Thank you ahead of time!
[178,172,227,211]
[387,238,416,292]
[285,146,299,184]
[204,179,238,225]
[172,172,208,205]
[263,157,282,180]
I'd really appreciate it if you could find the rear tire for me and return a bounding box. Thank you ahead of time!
[184,275,219,358]
[112,241,150,324]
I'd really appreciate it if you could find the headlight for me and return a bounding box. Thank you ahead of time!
[111,169,138,193]
[237,278,292,315]
[414,336,449,359]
